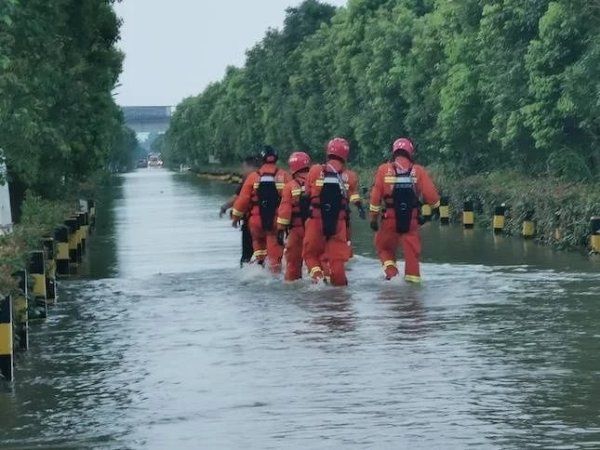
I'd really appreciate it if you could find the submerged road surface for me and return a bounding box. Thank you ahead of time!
[1,169,599,449]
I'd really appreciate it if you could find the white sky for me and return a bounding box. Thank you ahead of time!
[113,0,347,106]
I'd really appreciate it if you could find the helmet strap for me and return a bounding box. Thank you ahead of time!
[327,154,345,164]
[393,149,412,161]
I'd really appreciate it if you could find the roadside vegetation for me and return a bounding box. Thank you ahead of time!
[0,1,138,293]
[163,0,600,250]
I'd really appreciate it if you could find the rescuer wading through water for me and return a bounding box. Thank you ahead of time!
[369,138,440,283]
[220,155,260,266]
[303,138,365,286]
[231,146,291,272]
[276,152,312,282]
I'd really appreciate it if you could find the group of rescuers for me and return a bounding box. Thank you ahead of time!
[219,137,440,286]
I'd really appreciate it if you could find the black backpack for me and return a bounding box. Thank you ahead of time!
[257,171,280,231]
[320,171,345,238]
[392,166,419,233]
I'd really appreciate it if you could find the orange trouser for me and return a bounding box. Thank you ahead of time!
[284,226,304,281]
[374,214,421,279]
[303,217,350,286]
[249,216,283,273]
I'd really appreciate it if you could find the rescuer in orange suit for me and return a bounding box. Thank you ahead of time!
[369,138,440,283]
[344,167,361,259]
[276,152,312,281]
[219,155,260,267]
[232,146,291,272]
[303,138,365,286]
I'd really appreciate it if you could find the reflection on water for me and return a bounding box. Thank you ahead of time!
[377,285,427,339]
[1,169,599,449]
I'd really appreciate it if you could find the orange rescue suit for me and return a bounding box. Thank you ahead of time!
[369,157,439,282]
[232,163,291,271]
[303,161,361,286]
[276,176,309,281]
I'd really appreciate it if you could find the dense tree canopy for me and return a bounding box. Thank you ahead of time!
[164,0,600,180]
[0,0,137,203]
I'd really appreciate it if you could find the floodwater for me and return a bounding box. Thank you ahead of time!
[1,169,599,449]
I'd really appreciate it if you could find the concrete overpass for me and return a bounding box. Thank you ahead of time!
[122,106,175,134]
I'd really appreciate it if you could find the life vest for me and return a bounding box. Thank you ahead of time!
[310,166,348,238]
[290,181,310,228]
[383,164,419,233]
[253,169,282,231]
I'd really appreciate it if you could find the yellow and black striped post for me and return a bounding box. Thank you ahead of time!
[55,225,70,276]
[421,204,432,222]
[0,295,13,381]
[74,216,82,263]
[13,270,28,350]
[463,201,474,229]
[81,212,90,251]
[591,217,600,253]
[493,205,506,234]
[75,214,84,260]
[65,218,79,271]
[42,237,58,304]
[77,212,87,256]
[28,250,47,320]
[439,196,450,225]
[522,210,535,239]
[88,199,96,230]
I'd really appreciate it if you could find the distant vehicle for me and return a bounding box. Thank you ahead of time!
[147,153,164,168]
[137,158,148,169]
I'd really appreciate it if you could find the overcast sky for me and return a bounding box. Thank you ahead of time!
[113,0,347,106]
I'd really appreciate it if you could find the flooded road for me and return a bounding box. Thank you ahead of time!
[1,169,599,449]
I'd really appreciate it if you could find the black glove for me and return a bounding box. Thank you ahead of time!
[277,230,286,246]
[370,218,379,232]
[357,204,366,220]
[219,205,228,218]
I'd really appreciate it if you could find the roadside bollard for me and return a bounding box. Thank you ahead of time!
[522,211,535,239]
[591,217,600,253]
[13,270,28,350]
[74,215,82,263]
[64,218,79,271]
[421,204,432,222]
[77,212,87,255]
[88,199,96,230]
[75,213,84,259]
[28,250,47,320]
[463,201,474,229]
[493,205,506,234]
[78,200,90,249]
[81,212,90,250]
[0,295,13,381]
[54,225,70,276]
[439,196,450,225]
[42,238,57,304]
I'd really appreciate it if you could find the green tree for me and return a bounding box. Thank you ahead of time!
[0,0,137,208]
[166,0,600,180]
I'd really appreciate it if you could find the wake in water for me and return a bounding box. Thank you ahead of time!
[233,252,600,306]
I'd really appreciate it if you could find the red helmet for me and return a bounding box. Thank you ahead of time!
[393,138,415,159]
[288,151,311,174]
[326,138,350,162]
